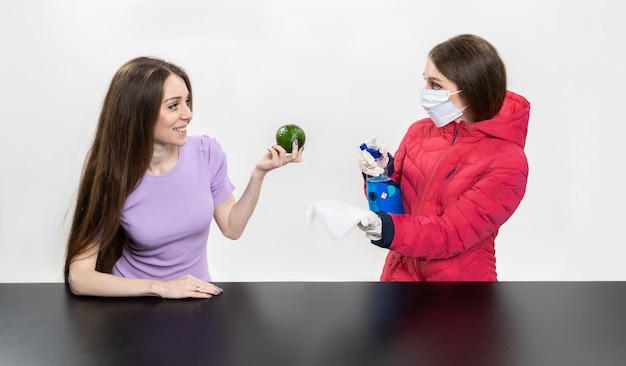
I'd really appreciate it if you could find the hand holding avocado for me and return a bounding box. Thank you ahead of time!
[254,124,306,173]
[275,124,306,153]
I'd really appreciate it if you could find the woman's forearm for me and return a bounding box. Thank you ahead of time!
[222,168,267,239]
[68,268,162,297]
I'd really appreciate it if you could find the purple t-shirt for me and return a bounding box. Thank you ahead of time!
[112,135,235,281]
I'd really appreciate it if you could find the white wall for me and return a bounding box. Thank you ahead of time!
[1,0,624,282]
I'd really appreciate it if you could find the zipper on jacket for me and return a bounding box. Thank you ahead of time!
[445,166,457,180]
[445,124,459,179]
[450,124,459,145]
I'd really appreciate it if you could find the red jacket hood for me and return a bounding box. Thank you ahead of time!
[467,90,530,148]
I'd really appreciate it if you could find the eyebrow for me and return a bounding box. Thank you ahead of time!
[162,96,186,104]
[423,74,445,83]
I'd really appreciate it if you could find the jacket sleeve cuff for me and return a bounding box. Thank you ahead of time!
[370,212,394,249]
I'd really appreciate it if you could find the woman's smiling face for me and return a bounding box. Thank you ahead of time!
[154,74,193,147]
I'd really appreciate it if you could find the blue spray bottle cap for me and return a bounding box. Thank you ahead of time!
[359,143,382,159]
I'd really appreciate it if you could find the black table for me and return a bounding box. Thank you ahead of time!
[1,282,625,366]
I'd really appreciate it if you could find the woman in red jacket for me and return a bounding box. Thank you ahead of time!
[358,34,530,281]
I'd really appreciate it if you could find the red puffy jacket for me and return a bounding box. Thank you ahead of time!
[377,91,530,281]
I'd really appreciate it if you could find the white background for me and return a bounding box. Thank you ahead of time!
[1,0,625,283]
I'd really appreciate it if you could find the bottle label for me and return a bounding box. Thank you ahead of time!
[366,176,403,214]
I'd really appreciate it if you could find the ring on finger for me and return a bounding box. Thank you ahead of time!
[195,286,201,292]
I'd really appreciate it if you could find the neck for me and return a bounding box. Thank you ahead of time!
[148,143,178,175]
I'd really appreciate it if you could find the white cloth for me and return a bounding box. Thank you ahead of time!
[306,199,380,239]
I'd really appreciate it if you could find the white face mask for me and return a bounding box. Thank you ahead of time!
[420,89,466,127]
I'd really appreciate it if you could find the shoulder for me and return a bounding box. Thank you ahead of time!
[184,135,227,156]
[406,118,432,132]
[399,118,443,149]
[404,118,439,138]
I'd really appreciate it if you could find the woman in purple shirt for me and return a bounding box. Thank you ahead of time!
[65,57,303,299]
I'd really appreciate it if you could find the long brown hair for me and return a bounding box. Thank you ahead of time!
[64,57,193,282]
[429,34,507,122]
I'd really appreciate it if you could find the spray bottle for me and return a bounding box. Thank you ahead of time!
[359,137,403,214]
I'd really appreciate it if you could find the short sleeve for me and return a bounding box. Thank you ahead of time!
[199,135,235,205]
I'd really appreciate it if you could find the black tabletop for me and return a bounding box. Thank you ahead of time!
[1,282,625,366]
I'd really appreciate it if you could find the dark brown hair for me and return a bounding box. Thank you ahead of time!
[429,34,507,121]
[64,57,192,281]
